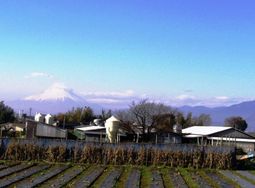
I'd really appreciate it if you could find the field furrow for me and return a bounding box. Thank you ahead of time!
[0,164,49,187]
[39,166,84,188]
[220,170,254,188]
[68,166,105,188]
[150,170,164,188]
[0,163,34,179]
[0,161,253,188]
[125,168,141,188]
[0,164,8,170]
[169,169,188,188]
[15,165,70,188]
[189,171,211,188]
[206,171,234,188]
[98,168,122,188]
[236,170,255,184]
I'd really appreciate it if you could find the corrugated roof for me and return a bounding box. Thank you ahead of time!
[76,126,106,132]
[182,126,232,136]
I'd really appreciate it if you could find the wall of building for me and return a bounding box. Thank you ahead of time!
[36,123,67,139]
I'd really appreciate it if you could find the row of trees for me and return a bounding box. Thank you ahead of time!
[0,100,248,133]
[116,99,212,134]
[54,107,112,126]
[116,99,248,134]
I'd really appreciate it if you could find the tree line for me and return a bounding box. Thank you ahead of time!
[0,100,248,133]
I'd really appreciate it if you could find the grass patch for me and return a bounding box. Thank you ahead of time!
[140,166,152,187]
[160,167,174,188]
[216,171,241,188]
[178,168,199,188]
[233,171,255,185]
[198,170,219,188]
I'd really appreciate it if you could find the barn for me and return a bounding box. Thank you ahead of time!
[182,126,255,152]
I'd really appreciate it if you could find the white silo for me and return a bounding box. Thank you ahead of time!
[34,113,44,123]
[105,116,120,143]
[45,114,54,125]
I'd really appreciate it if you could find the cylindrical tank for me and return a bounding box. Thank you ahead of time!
[105,116,120,143]
[34,113,44,123]
[173,124,182,134]
[45,114,53,125]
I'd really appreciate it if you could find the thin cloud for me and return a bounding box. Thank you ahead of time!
[176,94,195,100]
[164,95,247,107]
[81,90,140,108]
[82,90,135,99]
[25,72,53,79]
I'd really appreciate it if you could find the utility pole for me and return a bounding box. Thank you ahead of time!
[29,108,32,118]
[63,116,66,129]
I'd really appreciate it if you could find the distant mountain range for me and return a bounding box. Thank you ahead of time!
[179,101,255,131]
[5,83,255,131]
[6,83,102,115]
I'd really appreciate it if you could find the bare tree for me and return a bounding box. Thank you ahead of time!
[128,99,173,134]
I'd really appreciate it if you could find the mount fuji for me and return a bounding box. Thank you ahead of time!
[6,83,102,115]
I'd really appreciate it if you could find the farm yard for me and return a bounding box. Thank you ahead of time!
[0,161,254,188]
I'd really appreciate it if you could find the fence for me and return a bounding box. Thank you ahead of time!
[0,138,236,169]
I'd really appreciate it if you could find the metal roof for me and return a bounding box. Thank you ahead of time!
[182,126,232,137]
[76,126,106,132]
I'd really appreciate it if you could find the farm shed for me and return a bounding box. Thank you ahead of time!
[26,120,67,139]
[182,126,255,152]
[74,125,107,142]
[74,117,129,143]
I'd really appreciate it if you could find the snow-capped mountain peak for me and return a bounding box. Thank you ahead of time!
[24,83,84,102]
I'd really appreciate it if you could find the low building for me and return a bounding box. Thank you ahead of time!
[74,117,128,142]
[182,126,255,152]
[26,120,67,139]
[74,125,106,142]
[0,123,26,137]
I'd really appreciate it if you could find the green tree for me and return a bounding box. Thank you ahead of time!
[55,106,94,125]
[224,116,248,131]
[0,101,15,124]
[80,107,94,124]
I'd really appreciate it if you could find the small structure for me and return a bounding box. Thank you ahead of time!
[105,116,120,143]
[183,126,255,152]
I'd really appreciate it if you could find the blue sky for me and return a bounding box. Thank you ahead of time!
[0,0,255,106]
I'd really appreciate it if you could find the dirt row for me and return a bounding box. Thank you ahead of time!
[0,162,254,188]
